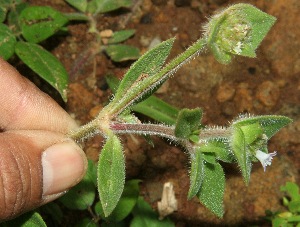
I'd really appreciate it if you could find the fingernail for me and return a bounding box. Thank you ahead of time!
[42,141,87,196]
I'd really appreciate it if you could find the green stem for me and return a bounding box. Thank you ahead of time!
[107,38,207,116]
[68,38,208,142]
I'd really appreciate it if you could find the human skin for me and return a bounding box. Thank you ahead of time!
[0,58,87,221]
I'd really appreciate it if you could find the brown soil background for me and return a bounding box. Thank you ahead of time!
[14,0,300,226]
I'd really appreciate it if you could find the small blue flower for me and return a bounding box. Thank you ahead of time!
[255,150,277,172]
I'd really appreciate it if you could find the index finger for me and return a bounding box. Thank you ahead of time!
[0,58,77,133]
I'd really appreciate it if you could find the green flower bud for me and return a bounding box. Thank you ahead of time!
[204,4,276,64]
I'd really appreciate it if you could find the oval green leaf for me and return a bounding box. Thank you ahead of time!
[106,44,140,62]
[87,0,132,14]
[96,179,141,222]
[231,126,252,184]
[65,0,87,12]
[233,115,292,139]
[175,108,202,139]
[0,24,16,60]
[15,42,69,101]
[2,211,46,227]
[112,37,175,107]
[98,135,125,217]
[19,6,68,43]
[108,29,135,44]
[197,162,225,218]
[188,149,204,199]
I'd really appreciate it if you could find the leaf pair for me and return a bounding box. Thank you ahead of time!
[188,149,225,218]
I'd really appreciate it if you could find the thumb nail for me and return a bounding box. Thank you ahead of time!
[42,141,87,196]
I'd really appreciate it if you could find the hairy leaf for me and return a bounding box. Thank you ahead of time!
[19,6,68,43]
[231,126,252,184]
[106,75,179,125]
[106,44,139,62]
[15,42,69,101]
[114,38,174,101]
[0,24,16,60]
[188,149,204,199]
[233,115,292,139]
[198,162,225,217]
[133,96,179,125]
[175,108,202,139]
[98,135,125,217]
[96,179,141,222]
[199,139,234,163]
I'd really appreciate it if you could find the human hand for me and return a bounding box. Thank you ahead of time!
[0,58,87,221]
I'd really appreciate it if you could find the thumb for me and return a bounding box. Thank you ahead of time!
[0,130,87,221]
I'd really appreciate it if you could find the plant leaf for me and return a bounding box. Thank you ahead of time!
[108,29,135,44]
[106,44,140,62]
[87,0,132,14]
[280,182,300,201]
[132,96,179,125]
[188,148,204,199]
[112,37,175,106]
[74,218,97,227]
[105,75,179,125]
[98,135,125,217]
[19,6,69,43]
[231,126,252,184]
[7,2,29,34]
[59,160,96,210]
[0,6,7,22]
[131,197,175,227]
[233,115,292,139]
[96,179,141,222]
[0,24,16,60]
[198,138,234,163]
[15,42,69,101]
[65,0,87,12]
[197,162,225,218]
[2,211,46,227]
[175,108,202,139]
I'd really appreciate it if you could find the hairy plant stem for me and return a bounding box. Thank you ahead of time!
[67,38,233,149]
[106,38,208,117]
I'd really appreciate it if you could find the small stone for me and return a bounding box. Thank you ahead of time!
[256,81,280,107]
[216,83,235,102]
[99,29,113,38]
[233,83,253,112]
